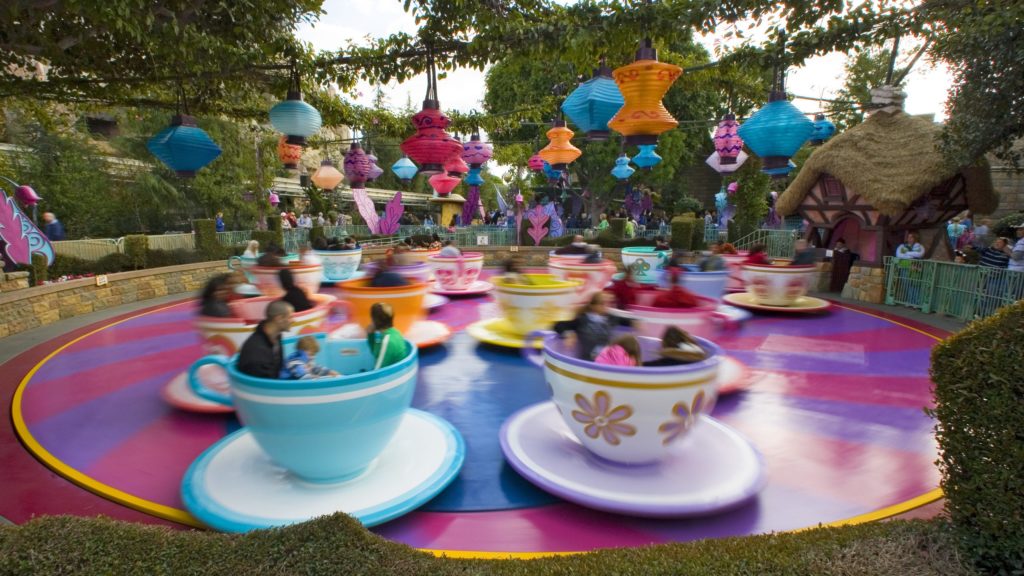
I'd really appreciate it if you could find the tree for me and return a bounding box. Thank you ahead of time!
[825,48,893,132]
[726,160,770,240]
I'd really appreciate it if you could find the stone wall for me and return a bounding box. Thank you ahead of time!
[0,261,225,339]
[0,271,29,292]
[989,159,1024,219]
[840,263,886,304]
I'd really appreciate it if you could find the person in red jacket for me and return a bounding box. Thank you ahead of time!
[652,265,701,308]
[744,244,771,265]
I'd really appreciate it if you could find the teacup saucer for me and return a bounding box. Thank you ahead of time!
[500,402,764,517]
[722,292,832,313]
[423,293,449,311]
[330,320,452,348]
[719,356,758,395]
[320,270,367,286]
[466,317,543,349]
[181,409,465,532]
[429,280,494,296]
[161,366,235,414]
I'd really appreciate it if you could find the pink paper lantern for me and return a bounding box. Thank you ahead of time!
[527,154,545,172]
[344,143,373,187]
[429,173,461,197]
[15,185,41,206]
[461,133,493,168]
[445,155,470,177]
[268,192,280,206]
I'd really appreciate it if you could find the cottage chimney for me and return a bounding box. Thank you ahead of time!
[868,85,906,115]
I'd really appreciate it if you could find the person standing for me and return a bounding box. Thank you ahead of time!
[215,211,226,232]
[236,301,293,379]
[42,212,66,241]
[1009,223,1024,273]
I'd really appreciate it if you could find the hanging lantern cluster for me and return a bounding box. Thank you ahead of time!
[561,62,624,141]
[632,144,662,170]
[706,113,748,174]
[810,114,836,145]
[310,158,343,190]
[542,161,562,182]
[343,143,373,187]
[147,114,222,178]
[401,53,462,175]
[608,39,681,145]
[391,156,419,183]
[611,154,635,181]
[538,119,582,171]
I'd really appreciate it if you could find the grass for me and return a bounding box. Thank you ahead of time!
[0,513,979,576]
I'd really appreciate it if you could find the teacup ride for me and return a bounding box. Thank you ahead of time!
[363,260,448,310]
[547,257,616,307]
[314,247,365,285]
[181,333,465,532]
[723,263,831,313]
[466,274,581,349]
[161,294,339,413]
[548,249,588,262]
[248,262,323,298]
[620,246,670,285]
[427,252,492,296]
[721,251,750,292]
[329,278,452,347]
[403,248,442,281]
[501,332,764,517]
[227,253,298,283]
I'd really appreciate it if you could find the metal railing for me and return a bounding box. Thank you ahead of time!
[146,233,195,252]
[51,238,122,261]
[884,256,1024,321]
[732,229,799,259]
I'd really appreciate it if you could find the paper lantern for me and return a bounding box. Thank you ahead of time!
[528,153,545,172]
[461,133,493,168]
[343,143,373,187]
[275,137,302,170]
[538,120,581,171]
[391,156,418,182]
[705,150,748,174]
[311,159,343,190]
[810,113,836,145]
[268,91,322,146]
[268,192,280,206]
[632,145,661,170]
[561,65,625,141]
[736,93,814,176]
[15,185,41,206]
[714,114,743,164]
[466,167,485,186]
[611,154,635,181]
[542,161,562,182]
[429,173,460,197]
[445,155,470,178]
[367,163,384,182]
[147,115,222,177]
[608,40,682,145]
[400,102,463,175]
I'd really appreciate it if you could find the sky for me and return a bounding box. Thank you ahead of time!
[296,0,953,137]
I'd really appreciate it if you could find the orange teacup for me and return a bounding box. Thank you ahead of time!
[336,279,427,333]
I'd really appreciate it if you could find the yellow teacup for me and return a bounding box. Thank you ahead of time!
[492,274,580,336]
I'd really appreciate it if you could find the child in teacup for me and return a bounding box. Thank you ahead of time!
[594,334,642,366]
[281,336,339,379]
[367,303,409,370]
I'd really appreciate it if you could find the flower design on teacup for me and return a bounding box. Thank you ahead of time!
[658,391,714,445]
[435,268,457,288]
[630,258,651,278]
[572,391,636,446]
[203,334,237,356]
[749,277,770,300]
[784,278,806,300]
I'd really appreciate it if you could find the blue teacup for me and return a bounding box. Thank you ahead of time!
[189,333,418,483]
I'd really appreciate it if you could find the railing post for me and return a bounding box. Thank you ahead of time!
[884,257,897,305]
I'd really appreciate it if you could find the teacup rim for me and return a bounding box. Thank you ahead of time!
[541,333,723,376]
[742,263,815,270]
[428,252,485,261]
[620,246,671,254]
[312,247,362,254]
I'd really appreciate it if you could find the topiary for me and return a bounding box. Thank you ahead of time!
[192,219,222,261]
[30,253,48,285]
[309,225,326,247]
[992,211,1024,239]
[929,301,1024,574]
[124,235,149,270]
[670,216,695,250]
[690,217,707,251]
[608,217,625,239]
[266,215,285,248]
[93,253,132,274]
[250,230,278,253]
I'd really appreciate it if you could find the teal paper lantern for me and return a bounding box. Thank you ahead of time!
[810,113,836,145]
[542,161,562,182]
[737,94,813,176]
[147,115,222,177]
[632,145,661,170]
[611,154,635,181]
[269,91,322,146]
[561,65,625,141]
[391,156,419,183]
[466,167,485,186]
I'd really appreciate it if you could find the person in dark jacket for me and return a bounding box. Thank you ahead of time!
[198,274,234,317]
[554,235,589,255]
[553,292,615,361]
[42,212,66,241]
[278,268,312,312]
[237,300,293,379]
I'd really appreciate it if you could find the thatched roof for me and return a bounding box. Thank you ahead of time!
[777,110,998,217]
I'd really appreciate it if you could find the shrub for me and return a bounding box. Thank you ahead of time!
[250,230,278,253]
[193,219,222,261]
[309,225,326,247]
[929,300,1024,574]
[30,253,48,285]
[145,249,207,268]
[594,234,655,249]
[992,211,1024,239]
[266,215,285,248]
[327,210,339,226]
[690,218,706,251]
[727,220,739,243]
[123,235,148,270]
[670,216,695,251]
[608,217,625,239]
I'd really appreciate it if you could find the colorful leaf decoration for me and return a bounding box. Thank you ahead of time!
[462,186,480,226]
[352,188,380,234]
[0,188,54,266]
[543,202,564,238]
[527,204,550,246]
[379,192,404,236]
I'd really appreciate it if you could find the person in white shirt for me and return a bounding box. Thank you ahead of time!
[438,241,462,257]
[280,212,291,230]
[1009,223,1024,273]
[315,212,325,226]
[298,213,313,229]
[895,232,925,259]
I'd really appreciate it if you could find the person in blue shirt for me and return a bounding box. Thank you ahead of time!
[215,211,225,232]
[281,336,338,379]
[42,212,66,241]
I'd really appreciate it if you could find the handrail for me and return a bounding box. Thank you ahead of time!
[883,256,1024,321]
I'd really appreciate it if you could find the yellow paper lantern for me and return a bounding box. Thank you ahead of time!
[608,40,682,145]
[311,159,344,190]
[538,120,582,171]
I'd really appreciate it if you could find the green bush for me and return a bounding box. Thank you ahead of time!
[250,230,278,252]
[608,217,625,239]
[992,211,1024,239]
[690,218,706,251]
[30,253,48,285]
[670,216,695,251]
[327,210,339,226]
[309,225,326,247]
[124,235,149,270]
[594,234,656,249]
[193,219,222,261]
[727,220,739,243]
[266,215,285,247]
[929,301,1024,574]
[145,249,208,268]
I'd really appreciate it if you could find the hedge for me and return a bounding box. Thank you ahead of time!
[608,217,625,239]
[991,211,1024,239]
[250,230,279,252]
[309,225,326,247]
[193,219,222,261]
[670,216,695,251]
[0,515,979,575]
[266,215,285,248]
[929,300,1024,574]
[690,219,706,251]
[124,235,149,270]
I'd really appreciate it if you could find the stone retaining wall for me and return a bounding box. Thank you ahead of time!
[841,264,886,304]
[0,271,29,292]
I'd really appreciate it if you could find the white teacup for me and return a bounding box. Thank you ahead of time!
[742,263,816,306]
[428,252,484,291]
[547,258,616,307]
[314,248,362,282]
[249,263,323,297]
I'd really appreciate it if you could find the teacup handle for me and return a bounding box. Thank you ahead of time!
[711,310,740,331]
[521,330,553,368]
[188,355,234,406]
[227,255,241,271]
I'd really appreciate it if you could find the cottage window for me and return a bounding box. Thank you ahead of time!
[821,175,844,199]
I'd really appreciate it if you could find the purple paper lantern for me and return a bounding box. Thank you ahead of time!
[343,143,373,187]
[714,114,743,165]
[461,132,493,169]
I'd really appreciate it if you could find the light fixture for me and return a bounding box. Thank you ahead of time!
[611,154,635,181]
[400,53,462,174]
[147,114,222,177]
[810,113,836,145]
[310,159,343,190]
[631,144,662,170]
[391,156,419,183]
[268,70,322,146]
[528,153,545,172]
[538,119,581,171]
[608,39,681,144]
[343,142,372,187]
[428,173,460,197]
[561,61,624,141]
[461,131,493,168]
[713,113,743,165]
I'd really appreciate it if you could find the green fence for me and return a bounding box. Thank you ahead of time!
[733,229,799,259]
[884,256,1024,321]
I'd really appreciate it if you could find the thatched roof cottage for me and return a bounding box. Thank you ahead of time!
[777,88,998,266]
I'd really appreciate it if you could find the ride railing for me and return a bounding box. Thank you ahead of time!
[51,238,123,261]
[884,257,1024,321]
[732,229,799,259]
[146,233,195,252]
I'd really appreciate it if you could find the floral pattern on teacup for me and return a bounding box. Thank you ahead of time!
[571,391,636,446]
[658,391,714,445]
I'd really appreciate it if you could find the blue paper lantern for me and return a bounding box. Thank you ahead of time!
[611,154,635,181]
[466,167,485,186]
[810,113,836,145]
[542,161,562,182]
[632,145,662,169]
[269,91,322,146]
[737,94,813,177]
[391,156,419,183]
[147,115,222,177]
[561,65,624,141]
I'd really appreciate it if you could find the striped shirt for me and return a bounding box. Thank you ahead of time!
[978,247,1010,269]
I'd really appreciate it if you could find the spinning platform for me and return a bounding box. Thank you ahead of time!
[2,271,945,556]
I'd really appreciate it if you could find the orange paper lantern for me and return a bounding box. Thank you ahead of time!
[538,120,582,171]
[310,159,343,190]
[277,137,303,169]
[608,40,682,145]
